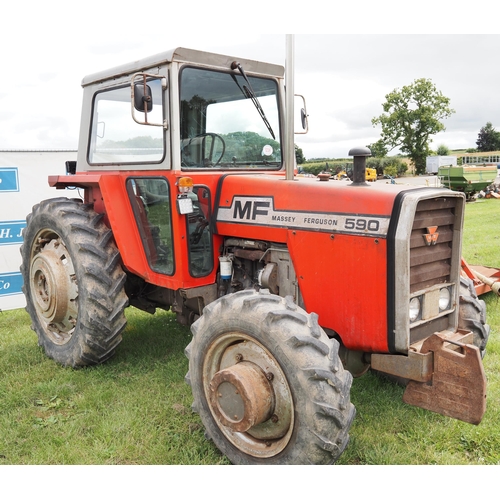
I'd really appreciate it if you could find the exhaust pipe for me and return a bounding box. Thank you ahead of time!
[349,147,371,186]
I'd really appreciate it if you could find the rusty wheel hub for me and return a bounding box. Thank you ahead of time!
[31,249,70,323]
[209,361,275,432]
[204,333,294,458]
[29,236,78,344]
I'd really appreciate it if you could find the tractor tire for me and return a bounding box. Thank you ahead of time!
[20,197,128,367]
[185,289,356,465]
[458,275,490,358]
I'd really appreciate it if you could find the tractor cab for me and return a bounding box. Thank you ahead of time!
[76,47,286,173]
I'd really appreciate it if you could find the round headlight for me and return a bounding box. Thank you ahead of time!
[439,287,451,311]
[409,296,421,322]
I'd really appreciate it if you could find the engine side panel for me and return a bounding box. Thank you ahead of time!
[286,229,389,352]
[214,174,412,353]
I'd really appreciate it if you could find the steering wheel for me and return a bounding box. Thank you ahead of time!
[185,133,226,167]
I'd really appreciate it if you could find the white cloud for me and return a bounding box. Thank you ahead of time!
[0,6,499,159]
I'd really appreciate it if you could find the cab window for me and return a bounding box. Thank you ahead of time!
[127,177,173,275]
[89,79,165,165]
[187,186,213,277]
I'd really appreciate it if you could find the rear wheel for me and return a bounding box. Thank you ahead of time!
[20,198,128,367]
[185,289,355,464]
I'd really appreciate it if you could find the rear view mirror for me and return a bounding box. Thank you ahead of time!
[295,94,308,134]
[134,83,153,113]
[301,108,308,130]
[131,73,167,128]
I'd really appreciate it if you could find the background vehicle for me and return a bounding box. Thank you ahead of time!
[439,164,497,199]
[366,166,377,181]
[21,45,489,465]
[426,155,456,174]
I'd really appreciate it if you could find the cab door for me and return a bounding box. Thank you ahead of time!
[125,176,214,286]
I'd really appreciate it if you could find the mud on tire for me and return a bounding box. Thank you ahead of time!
[185,289,356,465]
[20,197,128,367]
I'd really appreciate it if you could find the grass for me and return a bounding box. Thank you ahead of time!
[1,199,499,466]
[0,308,228,465]
[462,197,500,268]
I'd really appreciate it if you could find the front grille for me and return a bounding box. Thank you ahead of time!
[409,197,457,293]
[409,196,458,344]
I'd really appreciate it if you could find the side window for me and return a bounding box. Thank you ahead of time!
[126,177,174,275]
[187,186,213,277]
[89,79,164,165]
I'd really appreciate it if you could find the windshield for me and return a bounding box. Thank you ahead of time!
[179,67,281,169]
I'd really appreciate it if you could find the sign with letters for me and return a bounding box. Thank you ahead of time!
[217,196,390,238]
[0,221,26,245]
[0,272,23,297]
[0,151,76,310]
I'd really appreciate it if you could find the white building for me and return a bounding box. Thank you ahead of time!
[0,150,76,310]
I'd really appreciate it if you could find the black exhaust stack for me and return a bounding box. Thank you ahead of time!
[349,147,371,186]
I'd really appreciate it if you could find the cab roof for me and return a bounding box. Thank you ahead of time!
[81,47,285,86]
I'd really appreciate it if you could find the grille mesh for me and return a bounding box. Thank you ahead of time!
[409,197,457,343]
[409,197,457,293]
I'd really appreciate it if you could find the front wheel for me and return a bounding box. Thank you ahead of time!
[20,198,128,367]
[185,289,355,464]
[458,276,490,358]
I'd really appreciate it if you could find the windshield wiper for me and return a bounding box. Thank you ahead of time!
[230,61,276,140]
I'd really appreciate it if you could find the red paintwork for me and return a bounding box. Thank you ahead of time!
[287,230,388,351]
[215,174,404,352]
[50,171,224,290]
[49,171,414,353]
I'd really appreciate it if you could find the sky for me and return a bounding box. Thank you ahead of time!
[1,2,499,161]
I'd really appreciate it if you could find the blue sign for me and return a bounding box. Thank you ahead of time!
[0,167,20,192]
[0,220,26,245]
[0,272,24,297]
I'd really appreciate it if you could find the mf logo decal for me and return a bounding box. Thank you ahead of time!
[423,226,439,246]
[232,199,271,220]
[217,196,390,237]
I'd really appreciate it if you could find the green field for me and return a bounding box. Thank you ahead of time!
[1,199,499,466]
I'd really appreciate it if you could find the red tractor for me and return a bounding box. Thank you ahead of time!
[21,46,489,465]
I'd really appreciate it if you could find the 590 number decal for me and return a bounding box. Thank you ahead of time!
[344,218,380,232]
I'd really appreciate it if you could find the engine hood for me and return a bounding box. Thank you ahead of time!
[214,173,435,241]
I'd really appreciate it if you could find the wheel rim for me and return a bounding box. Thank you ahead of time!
[29,229,78,345]
[203,332,294,459]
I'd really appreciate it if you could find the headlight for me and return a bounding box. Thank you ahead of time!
[409,296,421,322]
[439,287,451,311]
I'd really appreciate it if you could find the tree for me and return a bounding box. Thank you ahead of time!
[295,144,306,164]
[476,122,500,152]
[436,144,450,156]
[366,139,388,158]
[372,78,455,175]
